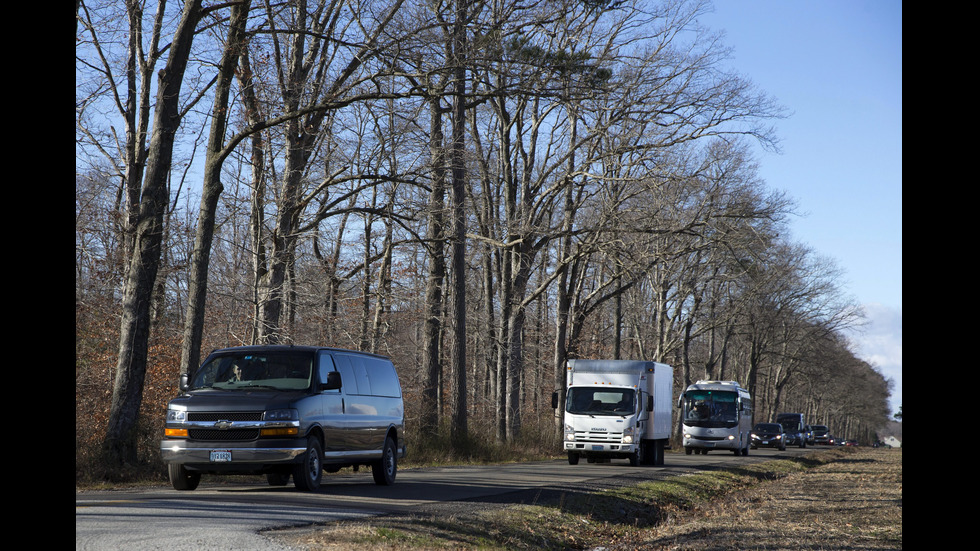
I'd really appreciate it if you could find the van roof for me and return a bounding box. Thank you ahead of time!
[207,344,391,360]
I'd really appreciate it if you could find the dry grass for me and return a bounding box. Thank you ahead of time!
[631,447,902,550]
[275,447,902,550]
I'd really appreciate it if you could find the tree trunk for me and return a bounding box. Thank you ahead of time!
[104,0,204,466]
[447,0,468,446]
[180,0,252,379]
[420,95,447,435]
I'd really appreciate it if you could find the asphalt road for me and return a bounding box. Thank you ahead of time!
[75,447,813,550]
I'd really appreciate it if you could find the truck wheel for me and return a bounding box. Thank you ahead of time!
[293,437,324,491]
[168,463,200,491]
[372,436,397,486]
[567,452,579,465]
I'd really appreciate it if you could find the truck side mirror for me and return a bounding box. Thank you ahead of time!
[551,390,559,409]
[647,395,654,412]
[322,371,342,391]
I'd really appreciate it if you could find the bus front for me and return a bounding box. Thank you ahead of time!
[680,387,743,455]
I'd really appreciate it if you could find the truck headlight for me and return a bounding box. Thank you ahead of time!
[564,424,576,441]
[622,426,634,444]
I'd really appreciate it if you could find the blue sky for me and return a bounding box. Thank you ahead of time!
[699,1,902,417]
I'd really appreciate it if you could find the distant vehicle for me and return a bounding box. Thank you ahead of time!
[161,345,406,491]
[679,380,753,456]
[803,425,815,445]
[812,425,831,445]
[557,359,673,466]
[844,440,859,446]
[750,423,786,450]
[775,412,807,448]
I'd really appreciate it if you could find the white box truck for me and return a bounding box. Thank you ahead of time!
[554,359,672,466]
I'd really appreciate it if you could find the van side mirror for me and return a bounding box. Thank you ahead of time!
[551,390,559,409]
[179,373,190,392]
[322,371,342,391]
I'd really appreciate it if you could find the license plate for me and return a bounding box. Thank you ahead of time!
[592,445,604,451]
[761,440,769,445]
[210,450,232,462]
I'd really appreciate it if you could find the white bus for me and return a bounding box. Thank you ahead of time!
[678,380,753,455]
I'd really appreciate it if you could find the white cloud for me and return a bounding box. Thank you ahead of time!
[849,302,902,416]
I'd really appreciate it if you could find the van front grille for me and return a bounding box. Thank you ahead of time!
[187,412,263,422]
[188,429,259,441]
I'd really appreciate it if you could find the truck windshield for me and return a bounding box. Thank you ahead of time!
[566,387,635,416]
[681,390,738,428]
[191,351,313,391]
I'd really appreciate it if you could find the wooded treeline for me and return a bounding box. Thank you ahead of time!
[76,0,893,473]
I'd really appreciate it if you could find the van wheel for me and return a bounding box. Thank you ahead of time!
[168,463,200,491]
[293,437,323,491]
[372,437,397,486]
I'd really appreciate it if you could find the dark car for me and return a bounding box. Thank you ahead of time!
[812,425,831,445]
[750,423,786,450]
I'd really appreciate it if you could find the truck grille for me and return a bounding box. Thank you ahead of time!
[573,431,623,443]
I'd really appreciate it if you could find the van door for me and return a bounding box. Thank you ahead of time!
[341,354,386,457]
[315,351,350,455]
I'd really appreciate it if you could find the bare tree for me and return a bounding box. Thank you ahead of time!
[102,0,205,465]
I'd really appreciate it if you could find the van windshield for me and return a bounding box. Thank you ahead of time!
[566,387,635,416]
[191,351,313,391]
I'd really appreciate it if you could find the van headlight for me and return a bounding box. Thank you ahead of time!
[263,409,298,421]
[166,407,187,423]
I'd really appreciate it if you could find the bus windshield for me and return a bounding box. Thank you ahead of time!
[566,387,636,416]
[682,390,739,428]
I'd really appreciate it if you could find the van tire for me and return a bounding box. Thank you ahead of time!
[372,437,397,486]
[168,463,201,491]
[293,437,323,491]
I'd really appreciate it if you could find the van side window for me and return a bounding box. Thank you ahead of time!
[348,355,373,395]
[332,353,359,395]
[364,357,401,398]
[316,352,341,393]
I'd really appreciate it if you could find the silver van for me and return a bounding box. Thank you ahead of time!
[160,345,406,491]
